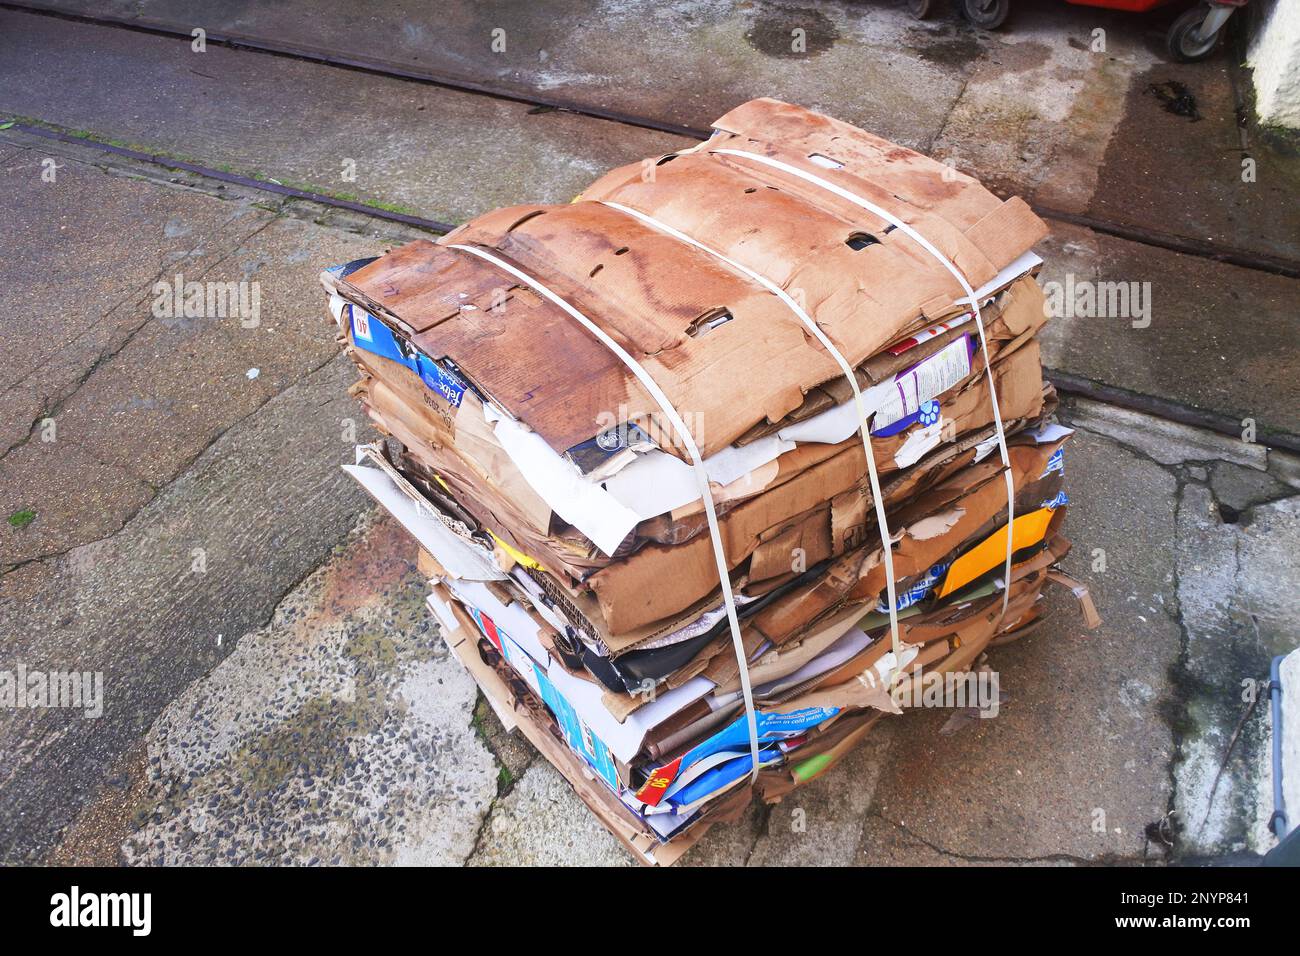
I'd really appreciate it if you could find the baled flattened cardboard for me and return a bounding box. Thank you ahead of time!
[322,98,1081,859]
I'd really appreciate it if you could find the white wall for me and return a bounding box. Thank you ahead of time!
[1248,0,1300,128]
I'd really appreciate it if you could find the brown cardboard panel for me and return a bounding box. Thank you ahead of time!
[709,99,1047,255]
[347,343,555,536]
[709,99,994,220]
[731,274,1045,443]
[342,239,648,456]
[749,437,1066,643]
[585,343,1047,634]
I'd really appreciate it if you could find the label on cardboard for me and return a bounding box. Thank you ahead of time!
[417,356,467,408]
[348,302,468,410]
[635,706,838,807]
[885,312,973,356]
[878,561,951,613]
[873,334,973,435]
[1041,447,1064,478]
[350,305,373,342]
[466,605,621,791]
[1040,490,1069,511]
[467,605,505,654]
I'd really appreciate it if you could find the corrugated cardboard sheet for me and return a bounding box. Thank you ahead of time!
[339,98,1045,460]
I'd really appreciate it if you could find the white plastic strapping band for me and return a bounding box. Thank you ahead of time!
[448,243,764,783]
[598,200,906,667]
[710,148,1017,617]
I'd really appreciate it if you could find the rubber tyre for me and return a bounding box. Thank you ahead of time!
[961,0,1010,30]
[1167,5,1221,63]
[907,0,935,20]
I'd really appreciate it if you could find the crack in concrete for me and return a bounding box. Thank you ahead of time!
[1157,479,1197,859]
[461,752,538,866]
[868,811,1147,866]
[925,67,972,157]
[0,345,340,578]
[1060,417,1184,476]
[741,801,774,867]
[0,206,278,470]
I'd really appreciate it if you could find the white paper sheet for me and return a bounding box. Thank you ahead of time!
[957,251,1042,305]
[601,434,794,520]
[894,420,945,468]
[343,464,506,582]
[754,625,874,698]
[485,406,642,556]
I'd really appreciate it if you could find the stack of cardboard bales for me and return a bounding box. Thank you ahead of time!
[320,99,1094,864]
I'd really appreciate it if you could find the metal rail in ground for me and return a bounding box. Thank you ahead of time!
[6,0,1300,279]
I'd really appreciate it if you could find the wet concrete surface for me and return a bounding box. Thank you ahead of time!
[1083,59,1300,266]
[0,8,693,225]
[22,0,1300,263]
[123,512,498,866]
[1036,220,1300,442]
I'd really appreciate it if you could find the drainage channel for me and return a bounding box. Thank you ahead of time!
[7,122,458,234]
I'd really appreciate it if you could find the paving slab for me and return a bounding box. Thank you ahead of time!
[469,761,634,867]
[122,513,498,866]
[0,143,268,460]
[27,0,967,146]
[1209,460,1293,514]
[0,354,371,863]
[0,146,380,567]
[1062,399,1268,471]
[926,5,1157,204]
[744,724,899,866]
[1036,221,1300,442]
[0,8,693,226]
[1170,485,1297,856]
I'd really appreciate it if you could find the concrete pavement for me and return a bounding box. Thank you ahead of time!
[20,0,1300,262]
[0,8,692,225]
[1,1,1297,866]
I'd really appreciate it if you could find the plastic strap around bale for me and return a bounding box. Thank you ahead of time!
[598,200,905,670]
[448,243,764,784]
[710,149,1018,618]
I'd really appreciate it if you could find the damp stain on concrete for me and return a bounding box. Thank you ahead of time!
[907,28,984,69]
[1149,79,1202,121]
[744,6,839,58]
